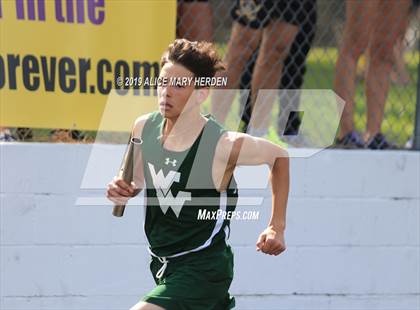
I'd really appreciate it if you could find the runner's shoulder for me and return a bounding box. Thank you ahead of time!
[132,112,153,137]
[215,131,248,164]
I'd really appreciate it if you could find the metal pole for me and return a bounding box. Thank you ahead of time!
[413,39,420,150]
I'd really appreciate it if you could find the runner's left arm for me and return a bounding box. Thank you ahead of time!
[218,132,289,256]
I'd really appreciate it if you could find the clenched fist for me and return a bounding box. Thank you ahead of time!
[256,226,286,256]
[106,176,141,205]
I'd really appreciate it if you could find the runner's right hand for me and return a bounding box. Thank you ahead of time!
[106,176,139,205]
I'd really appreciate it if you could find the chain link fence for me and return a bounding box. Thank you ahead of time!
[3,0,419,149]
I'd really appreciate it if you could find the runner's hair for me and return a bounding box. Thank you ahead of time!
[160,39,225,84]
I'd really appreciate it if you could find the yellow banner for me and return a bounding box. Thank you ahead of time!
[0,0,176,131]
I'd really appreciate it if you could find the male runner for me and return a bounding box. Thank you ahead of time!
[107,39,290,310]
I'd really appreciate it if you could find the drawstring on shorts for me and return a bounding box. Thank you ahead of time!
[149,247,169,279]
[155,256,168,279]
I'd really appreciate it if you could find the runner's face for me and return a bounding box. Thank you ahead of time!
[158,62,196,118]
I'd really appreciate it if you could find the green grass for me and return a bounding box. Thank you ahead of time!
[303,48,418,146]
[212,45,418,147]
[16,47,419,146]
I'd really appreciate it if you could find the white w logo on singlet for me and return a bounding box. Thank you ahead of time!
[148,162,191,218]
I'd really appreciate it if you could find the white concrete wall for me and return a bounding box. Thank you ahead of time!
[1,143,419,310]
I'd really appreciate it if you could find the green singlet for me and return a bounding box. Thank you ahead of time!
[140,111,238,310]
